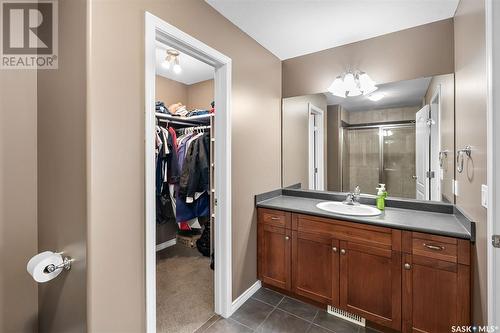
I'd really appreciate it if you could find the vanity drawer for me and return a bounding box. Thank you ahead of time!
[412,237,457,263]
[258,208,291,229]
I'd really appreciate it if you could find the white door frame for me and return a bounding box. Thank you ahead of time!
[415,105,430,200]
[429,86,442,201]
[308,103,325,190]
[145,12,232,332]
[486,0,499,325]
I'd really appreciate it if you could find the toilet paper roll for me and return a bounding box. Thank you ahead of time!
[27,251,64,283]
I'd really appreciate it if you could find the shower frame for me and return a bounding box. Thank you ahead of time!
[340,122,416,193]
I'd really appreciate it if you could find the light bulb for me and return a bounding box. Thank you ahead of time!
[162,60,171,69]
[173,63,182,74]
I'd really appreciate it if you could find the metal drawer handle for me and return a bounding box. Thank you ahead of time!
[423,243,445,251]
[340,249,346,255]
[285,236,290,240]
[404,263,411,270]
[332,247,338,253]
[270,217,280,220]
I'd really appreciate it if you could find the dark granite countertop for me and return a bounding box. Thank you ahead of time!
[256,190,474,241]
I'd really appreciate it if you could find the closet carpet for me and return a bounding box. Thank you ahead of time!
[157,243,214,333]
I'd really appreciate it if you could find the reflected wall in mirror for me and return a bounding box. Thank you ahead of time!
[282,74,455,203]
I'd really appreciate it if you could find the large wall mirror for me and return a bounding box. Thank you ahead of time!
[282,74,455,203]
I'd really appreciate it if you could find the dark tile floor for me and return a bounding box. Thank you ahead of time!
[196,288,382,333]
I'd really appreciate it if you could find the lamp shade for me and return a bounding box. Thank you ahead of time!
[327,76,346,98]
[347,88,362,97]
[343,73,357,91]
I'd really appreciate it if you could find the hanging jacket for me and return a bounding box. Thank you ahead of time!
[178,133,210,202]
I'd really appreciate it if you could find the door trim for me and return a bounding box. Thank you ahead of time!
[145,12,233,332]
[486,0,499,325]
[308,103,325,190]
[429,86,442,201]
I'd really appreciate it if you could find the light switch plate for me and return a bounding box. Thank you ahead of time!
[481,184,488,208]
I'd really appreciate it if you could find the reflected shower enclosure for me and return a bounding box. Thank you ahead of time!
[341,124,416,198]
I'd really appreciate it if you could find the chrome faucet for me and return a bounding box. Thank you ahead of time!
[353,185,361,203]
[344,186,361,206]
[343,193,355,205]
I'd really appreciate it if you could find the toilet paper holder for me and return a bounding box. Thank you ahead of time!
[44,254,74,273]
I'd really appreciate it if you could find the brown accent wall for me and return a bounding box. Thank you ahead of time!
[454,0,488,325]
[37,0,87,331]
[282,19,455,98]
[187,79,214,110]
[0,71,38,332]
[326,105,341,191]
[425,74,455,203]
[282,94,327,189]
[87,1,281,331]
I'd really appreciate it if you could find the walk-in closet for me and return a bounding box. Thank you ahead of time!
[154,42,216,333]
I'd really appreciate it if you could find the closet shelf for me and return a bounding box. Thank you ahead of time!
[155,112,212,125]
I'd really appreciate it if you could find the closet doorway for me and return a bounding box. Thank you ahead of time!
[145,12,232,333]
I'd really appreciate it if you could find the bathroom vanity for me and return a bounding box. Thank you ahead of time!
[256,189,473,333]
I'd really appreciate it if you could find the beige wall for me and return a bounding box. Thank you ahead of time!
[156,76,214,110]
[425,74,455,203]
[36,0,88,332]
[155,75,188,106]
[326,105,341,191]
[454,0,488,325]
[282,19,454,98]
[0,71,38,333]
[87,0,281,331]
[187,79,214,110]
[282,94,327,189]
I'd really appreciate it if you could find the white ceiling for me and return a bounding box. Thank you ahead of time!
[325,77,432,111]
[206,0,459,60]
[156,44,214,85]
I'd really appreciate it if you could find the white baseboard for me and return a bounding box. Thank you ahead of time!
[156,238,176,252]
[229,280,262,316]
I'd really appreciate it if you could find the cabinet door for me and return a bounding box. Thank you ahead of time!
[402,254,470,333]
[258,223,291,290]
[292,231,339,305]
[339,241,402,330]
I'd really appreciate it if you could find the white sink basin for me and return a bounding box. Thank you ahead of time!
[316,201,382,216]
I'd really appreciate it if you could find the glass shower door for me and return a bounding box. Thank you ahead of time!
[342,124,416,199]
[342,127,380,195]
[382,126,416,199]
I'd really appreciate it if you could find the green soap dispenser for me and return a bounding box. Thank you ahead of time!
[376,184,387,211]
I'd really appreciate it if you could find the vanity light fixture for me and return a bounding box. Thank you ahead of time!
[327,71,377,98]
[368,92,385,102]
[162,49,182,74]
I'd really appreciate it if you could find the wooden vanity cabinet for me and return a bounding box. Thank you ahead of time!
[401,232,471,333]
[339,240,402,330]
[292,230,339,306]
[257,208,471,333]
[257,208,292,291]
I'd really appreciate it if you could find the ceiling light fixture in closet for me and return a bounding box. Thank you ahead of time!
[162,49,182,74]
[327,71,377,98]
